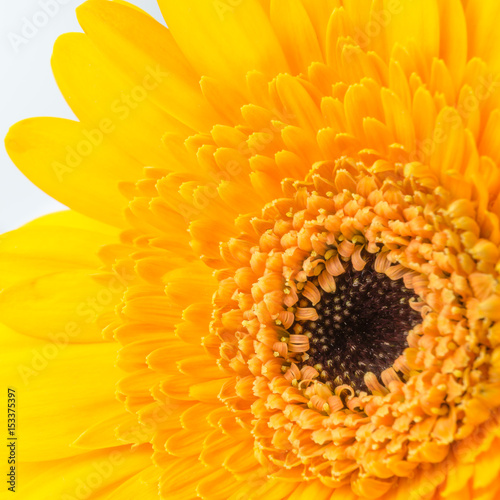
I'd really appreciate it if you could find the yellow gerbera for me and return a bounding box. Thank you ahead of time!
[3,0,500,498]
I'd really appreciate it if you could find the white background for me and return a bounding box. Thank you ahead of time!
[0,0,164,232]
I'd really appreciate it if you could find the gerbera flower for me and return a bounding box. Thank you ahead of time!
[4,0,500,497]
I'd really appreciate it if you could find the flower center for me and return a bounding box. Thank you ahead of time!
[293,263,421,394]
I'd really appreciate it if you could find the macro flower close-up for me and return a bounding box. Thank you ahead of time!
[3,0,500,498]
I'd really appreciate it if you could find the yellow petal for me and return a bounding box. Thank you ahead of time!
[0,324,124,461]
[77,0,220,132]
[440,461,474,496]
[438,0,467,86]
[0,214,117,289]
[158,0,288,84]
[276,74,324,133]
[5,117,143,227]
[72,412,138,450]
[197,468,242,500]
[473,437,500,490]
[160,456,208,499]
[430,107,465,180]
[24,210,118,234]
[166,428,206,457]
[245,477,297,500]
[52,32,189,167]
[381,88,415,152]
[270,0,324,74]
[381,0,440,64]
[465,1,500,76]
[0,270,121,343]
[18,444,152,499]
[106,466,160,499]
[288,480,334,500]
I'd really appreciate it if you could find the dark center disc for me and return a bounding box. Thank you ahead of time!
[292,262,421,394]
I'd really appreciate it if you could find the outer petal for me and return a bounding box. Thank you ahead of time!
[51,32,189,168]
[0,213,118,288]
[105,467,161,499]
[76,0,222,132]
[0,324,124,461]
[5,117,143,227]
[0,269,121,343]
[15,444,154,499]
[23,210,118,233]
[157,0,289,84]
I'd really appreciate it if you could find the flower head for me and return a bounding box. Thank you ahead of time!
[4,0,500,498]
